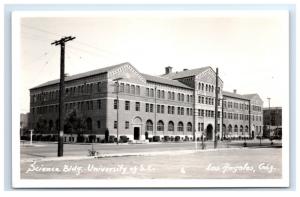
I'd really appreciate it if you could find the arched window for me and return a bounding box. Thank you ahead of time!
[234,125,238,132]
[201,83,204,90]
[146,120,153,131]
[157,120,164,131]
[240,125,243,135]
[86,117,92,131]
[198,82,201,90]
[228,124,232,133]
[177,122,184,132]
[245,125,249,133]
[168,121,174,131]
[187,122,192,132]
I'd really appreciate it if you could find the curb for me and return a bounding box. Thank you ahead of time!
[20,147,245,163]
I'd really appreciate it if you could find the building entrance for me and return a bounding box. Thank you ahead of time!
[206,124,213,140]
[134,127,140,140]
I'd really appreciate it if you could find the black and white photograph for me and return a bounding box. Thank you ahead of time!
[11,9,289,188]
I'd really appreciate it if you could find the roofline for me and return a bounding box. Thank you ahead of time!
[30,71,108,91]
[168,66,224,83]
[223,94,250,102]
[145,79,193,90]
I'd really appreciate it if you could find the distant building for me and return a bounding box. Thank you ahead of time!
[263,107,282,138]
[28,62,263,142]
[20,113,29,136]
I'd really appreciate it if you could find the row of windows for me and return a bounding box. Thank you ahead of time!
[197,96,221,106]
[31,82,106,103]
[114,100,194,116]
[145,120,192,132]
[32,100,102,115]
[116,83,140,95]
[196,109,221,118]
[252,105,262,112]
[223,101,250,110]
[197,82,218,93]
[224,124,262,133]
[223,112,262,122]
[145,88,193,103]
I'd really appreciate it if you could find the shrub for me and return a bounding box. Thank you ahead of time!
[152,136,160,142]
[108,135,116,143]
[20,136,30,141]
[88,135,96,143]
[170,136,174,141]
[119,135,129,143]
[164,136,170,142]
[77,135,85,143]
[175,136,181,142]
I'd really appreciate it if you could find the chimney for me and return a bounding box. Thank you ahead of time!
[233,89,237,94]
[183,68,188,71]
[165,66,173,74]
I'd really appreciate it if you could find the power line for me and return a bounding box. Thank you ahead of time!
[22,24,125,60]
[21,24,62,37]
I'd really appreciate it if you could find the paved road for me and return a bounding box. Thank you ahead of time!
[21,139,281,159]
[21,147,282,180]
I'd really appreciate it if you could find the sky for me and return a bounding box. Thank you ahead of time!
[18,11,289,113]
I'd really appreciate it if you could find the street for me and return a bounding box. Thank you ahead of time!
[21,147,282,179]
[20,140,282,179]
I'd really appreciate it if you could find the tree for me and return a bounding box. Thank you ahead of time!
[36,116,47,134]
[64,109,87,140]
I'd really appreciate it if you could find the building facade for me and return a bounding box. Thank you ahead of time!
[28,62,263,142]
[263,107,282,138]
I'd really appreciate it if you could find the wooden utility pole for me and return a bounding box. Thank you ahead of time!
[214,68,219,149]
[51,36,76,157]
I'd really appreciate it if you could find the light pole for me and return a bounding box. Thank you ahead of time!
[267,97,272,145]
[113,77,123,145]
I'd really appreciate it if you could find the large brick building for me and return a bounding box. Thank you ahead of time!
[28,62,263,142]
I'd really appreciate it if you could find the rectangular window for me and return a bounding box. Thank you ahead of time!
[125,121,129,129]
[120,83,124,92]
[150,104,153,112]
[97,121,101,128]
[161,90,165,99]
[157,90,161,98]
[178,107,181,115]
[146,103,149,112]
[171,106,175,114]
[146,88,150,97]
[168,91,171,100]
[135,102,140,111]
[201,123,204,131]
[157,105,161,113]
[125,101,130,110]
[114,121,118,129]
[131,85,135,94]
[161,105,165,113]
[186,108,189,116]
[150,88,154,97]
[114,99,118,109]
[172,92,175,100]
[126,84,130,93]
[181,107,184,115]
[136,86,140,95]
[97,100,101,109]
[168,106,171,114]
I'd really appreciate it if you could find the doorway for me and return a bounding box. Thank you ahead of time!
[134,127,140,140]
[206,124,213,140]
